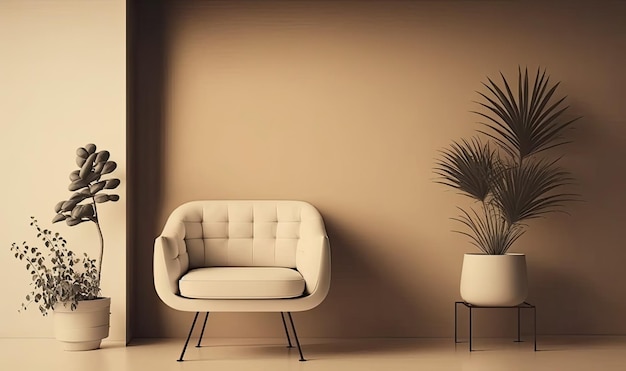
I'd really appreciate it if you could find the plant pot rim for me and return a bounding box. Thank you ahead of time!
[464,252,525,256]
[74,296,111,305]
[53,297,111,312]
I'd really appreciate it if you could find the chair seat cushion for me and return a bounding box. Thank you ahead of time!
[179,267,306,299]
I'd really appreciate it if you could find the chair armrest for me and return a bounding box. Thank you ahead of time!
[296,235,331,307]
[154,234,189,308]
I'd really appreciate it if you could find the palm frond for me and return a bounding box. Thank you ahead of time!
[452,205,525,255]
[434,138,498,201]
[434,67,579,254]
[519,67,529,133]
[476,67,579,161]
[491,158,577,224]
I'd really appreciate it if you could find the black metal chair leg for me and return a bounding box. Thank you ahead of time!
[280,312,293,348]
[287,312,306,361]
[178,312,199,362]
[196,312,210,348]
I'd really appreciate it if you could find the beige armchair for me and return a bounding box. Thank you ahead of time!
[154,200,331,361]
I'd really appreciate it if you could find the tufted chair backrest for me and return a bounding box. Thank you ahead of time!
[161,200,326,270]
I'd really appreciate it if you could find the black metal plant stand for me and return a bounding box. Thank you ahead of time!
[177,311,306,362]
[454,301,537,351]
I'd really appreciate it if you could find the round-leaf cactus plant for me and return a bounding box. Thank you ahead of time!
[52,143,120,287]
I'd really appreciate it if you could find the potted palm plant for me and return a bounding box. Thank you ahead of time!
[10,143,120,350]
[434,67,579,306]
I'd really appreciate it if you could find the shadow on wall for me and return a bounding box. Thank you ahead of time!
[128,0,167,339]
[306,214,425,337]
[527,100,626,335]
[529,262,610,335]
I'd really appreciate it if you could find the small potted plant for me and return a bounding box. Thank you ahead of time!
[10,143,120,350]
[434,67,579,306]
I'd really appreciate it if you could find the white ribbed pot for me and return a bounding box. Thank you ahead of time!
[53,297,111,351]
[460,253,528,307]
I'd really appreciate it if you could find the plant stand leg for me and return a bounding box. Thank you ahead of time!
[454,302,459,343]
[514,307,522,342]
[469,306,473,351]
[533,305,537,351]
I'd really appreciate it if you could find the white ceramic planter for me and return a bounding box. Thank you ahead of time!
[460,253,528,307]
[53,297,111,351]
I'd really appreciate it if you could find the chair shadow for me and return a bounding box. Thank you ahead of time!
[301,213,427,340]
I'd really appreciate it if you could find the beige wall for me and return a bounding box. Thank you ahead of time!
[132,0,626,338]
[0,1,127,343]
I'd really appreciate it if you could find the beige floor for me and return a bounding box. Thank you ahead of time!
[1,336,625,371]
